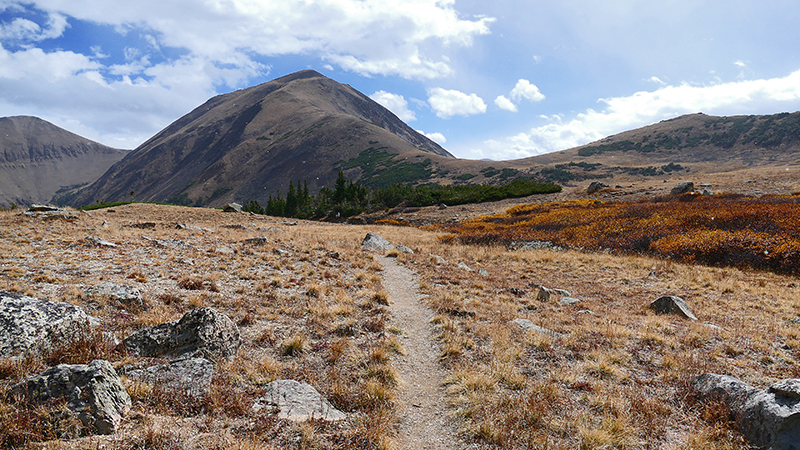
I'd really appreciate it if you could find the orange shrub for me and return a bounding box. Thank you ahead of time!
[445,194,800,275]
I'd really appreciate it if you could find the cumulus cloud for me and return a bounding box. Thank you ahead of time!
[471,69,800,160]
[494,95,517,112]
[370,90,416,122]
[510,79,545,102]
[428,87,487,119]
[418,129,447,145]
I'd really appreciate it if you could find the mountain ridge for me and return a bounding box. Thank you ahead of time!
[0,116,128,207]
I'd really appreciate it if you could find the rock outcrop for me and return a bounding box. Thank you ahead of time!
[14,360,131,435]
[84,282,143,309]
[253,379,346,422]
[127,357,214,397]
[694,373,800,449]
[0,291,96,358]
[649,295,698,320]
[120,307,240,362]
[671,181,695,194]
[361,232,393,252]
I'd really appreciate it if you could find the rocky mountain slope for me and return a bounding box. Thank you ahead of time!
[0,116,128,207]
[68,70,454,208]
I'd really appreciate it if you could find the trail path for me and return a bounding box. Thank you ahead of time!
[377,255,468,450]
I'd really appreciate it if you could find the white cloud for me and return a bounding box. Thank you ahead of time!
[472,69,800,160]
[417,130,446,145]
[428,87,486,119]
[0,12,67,42]
[510,79,545,102]
[15,0,493,79]
[370,90,416,122]
[494,95,517,112]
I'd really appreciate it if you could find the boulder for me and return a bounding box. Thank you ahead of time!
[587,181,609,194]
[0,291,95,358]
[395,245,414,254]
[649,295,698,321]
[223,203,243,213]
[120,307,240,362]
[694,374,800,450]
[14,360,131,435]
[84,282,143,308]
[127,357,214,397]
[671,181,695,194]
[243,236,271,246]
[360,232,393,252]
[512,319,564,338]
[253,380,346,422]
[84,236,117,247]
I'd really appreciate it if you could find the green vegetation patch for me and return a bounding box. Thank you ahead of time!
[338,147,433,189]
[456,173,477,181]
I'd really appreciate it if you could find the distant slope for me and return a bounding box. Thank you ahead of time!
[0,116,128,207]
[517,112,800,184]
[70,70,454,207]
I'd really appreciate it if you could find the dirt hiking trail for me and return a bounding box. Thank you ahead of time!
[378,256,470,450]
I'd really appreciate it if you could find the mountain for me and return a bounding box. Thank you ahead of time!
[514,112,800,185]
[0,116,128,207]
[69,70,454,207]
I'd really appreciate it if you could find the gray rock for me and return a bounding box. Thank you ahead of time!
[223,203,243,213]
[587,181,609,194]
[395,245,414,254]
[214,246,234,254]
[458,262,472,272]
[671,181,695,194]
[649,295,698,320]
[14,360,131,435]
[28,204,61,212]
[253,380,346,422]
[560,297,581,306]
[84,236,117,247]
[127,357,213,397]
[512,319,564,338]
[221,224,248,230]
[361,232,393,252]
[694,373,800,450]
[536,287,552,302]
[244,236,271,246]
[121,307,240,362]
[438,203,448,210]
[84,282,143,308]
[0,291,95,358]
[431,254,447,265]
[701,188,714,196]
[478,268,490,277]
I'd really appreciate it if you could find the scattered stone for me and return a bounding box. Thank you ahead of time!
[457,262,472,272]
[223,203,243,213]
[560,297,581,306]
[361,232,393,252]
[694,373,800,449]
[0,291,96,358]
[509,240,563,251]
[257,227,284,233]
[512,319,564,338]
[120,307,240,362]
[508,288,526,297]
[244,236,271,246]
[533,285,570,302]
[438,203,448,210]
[125,222,156,229]
[253,380,346,422]
[649,295,698,321]
[143,236,191,250]
[13,360,131,435]
[671,181,695,194]
[214,246,234,254]
[431,255,447,265]
[84,282,143,308]
[176,223,210,232]
[478,268,490,277]
[84,236,117,247]
[587,181,609,194]
[28,204,60,212]
[395,245,414,254]
[536,287,552,302]
[282,221,298,226]
[222,224,248,230]
[442,308,476,318]
[126,357,214,397]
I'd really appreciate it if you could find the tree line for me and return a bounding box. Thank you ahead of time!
[242,171,561,219]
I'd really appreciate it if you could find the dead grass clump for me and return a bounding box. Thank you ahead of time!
[280,334,307,357]
[178,276,219,292]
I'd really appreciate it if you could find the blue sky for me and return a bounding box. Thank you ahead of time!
[2,1,800,160]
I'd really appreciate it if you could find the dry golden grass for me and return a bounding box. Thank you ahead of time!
[1,202,797,448]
